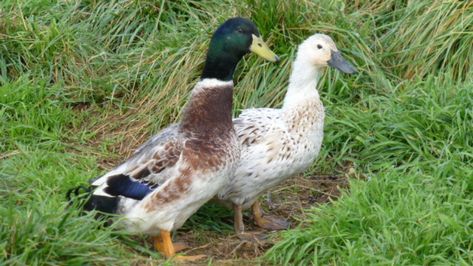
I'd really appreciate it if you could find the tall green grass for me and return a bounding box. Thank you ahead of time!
[1,0,472,264]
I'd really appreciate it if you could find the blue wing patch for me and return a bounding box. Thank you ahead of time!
[105,174,155,200]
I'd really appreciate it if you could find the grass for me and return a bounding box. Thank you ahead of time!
[1,0,472,264]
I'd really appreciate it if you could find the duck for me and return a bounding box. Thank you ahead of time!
[67,17,279,260]
[217,33,357,236]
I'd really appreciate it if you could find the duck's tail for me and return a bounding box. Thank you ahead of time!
[66,184,120,215]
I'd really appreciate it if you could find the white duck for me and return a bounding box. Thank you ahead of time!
[218,33,357,235]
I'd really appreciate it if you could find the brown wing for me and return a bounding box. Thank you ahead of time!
[92,124,183,188]
[126,139,182,183]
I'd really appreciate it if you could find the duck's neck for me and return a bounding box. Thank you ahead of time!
[201,43,245,81]
[180,79,234,136]
[283,55,323,110]
[181,44,244,136]
[201,55,241,81]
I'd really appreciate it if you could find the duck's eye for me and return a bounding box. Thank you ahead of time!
[237,28,244,33]
[317,44,323,49]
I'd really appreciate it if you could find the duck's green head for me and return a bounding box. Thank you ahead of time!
[202,17,279,81]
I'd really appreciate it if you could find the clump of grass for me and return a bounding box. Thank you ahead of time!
[364,1,473,81]
[268,166,473,265]
[0,78,74,151]
[322,74,473,171]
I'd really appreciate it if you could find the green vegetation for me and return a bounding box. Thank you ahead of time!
[1,0,471,265]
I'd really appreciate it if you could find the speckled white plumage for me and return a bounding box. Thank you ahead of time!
[219,34,344,209]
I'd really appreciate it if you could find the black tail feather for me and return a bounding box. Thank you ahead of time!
[83,194,119,214]
[66,184,119,216]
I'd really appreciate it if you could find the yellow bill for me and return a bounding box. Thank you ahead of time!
[249,34,279,62]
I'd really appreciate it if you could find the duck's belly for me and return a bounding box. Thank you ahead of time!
[121,164,234,235]
[220,133,323,209]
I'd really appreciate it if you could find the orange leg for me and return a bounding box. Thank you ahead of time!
[153,231,206,261]
[153,230,175,258]
[252,200,290,231]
